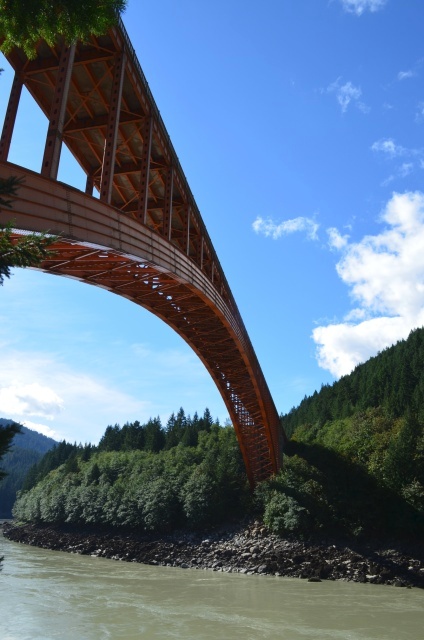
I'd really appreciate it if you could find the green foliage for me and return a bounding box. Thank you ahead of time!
[269,328,424,540]
[0,176,23,209]
[13,324,424,543]
[0,219,56,285]
[96,410,219,457]
[0,447,42,517]
[1,176,57,284]
[0,420,57,519]
[144,417,166,453]
[22,440,82,491]
[259,407,424,539]
[263,493,310,535]
[383,411,422,486]
[98,424,122,452]
[0,0,127,59]
[13,423,250,533]
[181,468,217,528]
[256,436,423,540]
[291,407,424,498]
[0,421,21,481]
[139,476,181,532]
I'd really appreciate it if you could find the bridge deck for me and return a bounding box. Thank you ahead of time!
[0,18,286,484]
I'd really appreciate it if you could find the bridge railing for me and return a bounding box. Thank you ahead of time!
[115,18,236,309]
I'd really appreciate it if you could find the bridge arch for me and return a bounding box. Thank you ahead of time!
[0,19,285,484]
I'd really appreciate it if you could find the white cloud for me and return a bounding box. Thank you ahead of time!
[313,316,416,377]
[338,82,361,112]
[381,174,395,187]
[371,138,405,157]
[338,0,387,15]
[0,382,63,420]
[415,102,424,123]
[326,79,368,113]
[252,216,319,240]
[313,191,424,377]
[0,350,151,443]
[327,227,349,250]
[21,421,59,440]
[399,162,413,177]
[344,308,368,321]
[371,140,420,181]
[398,70,415,81]
[372,138,422,161]
[0,336,226,443]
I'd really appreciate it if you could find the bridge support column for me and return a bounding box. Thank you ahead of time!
[137,116,153,224]
[41,44,76,179]
[100,52,126,204]
[0,72,23,162]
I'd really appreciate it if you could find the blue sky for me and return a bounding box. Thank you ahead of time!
[1,0,424,443]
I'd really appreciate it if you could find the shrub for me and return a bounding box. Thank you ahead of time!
[263,493,310,534]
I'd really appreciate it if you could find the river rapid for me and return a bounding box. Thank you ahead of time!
[1,532,423,640]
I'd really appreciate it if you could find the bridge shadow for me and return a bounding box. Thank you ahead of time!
[283,440,424,541]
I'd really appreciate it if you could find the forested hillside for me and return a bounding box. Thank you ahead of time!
[21,408,216,493]
[13,413,249,531]
[282,328,424,437]
[11,331,424,541]
[256,328,424,540]
[0,421,57,518]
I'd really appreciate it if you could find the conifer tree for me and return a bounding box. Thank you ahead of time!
[0,422,21,481]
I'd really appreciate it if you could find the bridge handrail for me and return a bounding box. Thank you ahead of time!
[115,19,235,308]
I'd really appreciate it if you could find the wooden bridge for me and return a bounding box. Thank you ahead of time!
[0,17,286,485]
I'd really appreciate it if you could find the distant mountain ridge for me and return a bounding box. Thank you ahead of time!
[0,419,57,453]
[0,419,57,518]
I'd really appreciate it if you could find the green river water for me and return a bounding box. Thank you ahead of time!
[1,531,423,639]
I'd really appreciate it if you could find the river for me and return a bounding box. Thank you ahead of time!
[1,532,423,639]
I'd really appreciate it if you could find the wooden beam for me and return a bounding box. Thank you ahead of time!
[0,72,23,162]
[65,110,144,134]
[24,48,115,75]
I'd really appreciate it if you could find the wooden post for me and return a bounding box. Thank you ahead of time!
[100,52,126,203]
[41,44,76,179]
[183,205,191,256]
[163,165,173,240]
[137,116,153,223]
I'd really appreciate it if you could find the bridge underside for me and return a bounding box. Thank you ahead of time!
[0,18,285,484]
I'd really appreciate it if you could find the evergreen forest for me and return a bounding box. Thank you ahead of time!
[12,409,249,531]
[9,328,424,541]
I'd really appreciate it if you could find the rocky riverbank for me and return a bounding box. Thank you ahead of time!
[3,521,423,588]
